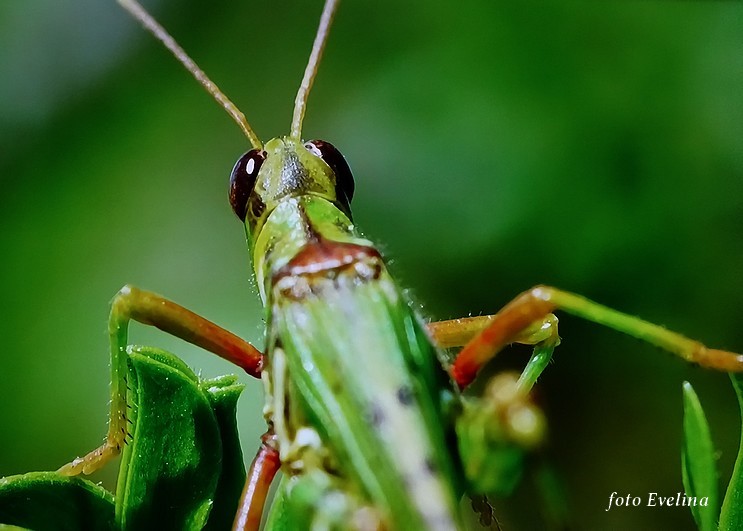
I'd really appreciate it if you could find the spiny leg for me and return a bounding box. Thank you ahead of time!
[233,431,281,531]
[58,284,263,476]
[436,285,743,389]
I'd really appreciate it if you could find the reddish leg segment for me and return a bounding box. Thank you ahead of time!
[233,432,281,531]
[59,284,263,476]
[440,285,743,389]
[428,313,558,350]
[111,285,263,377]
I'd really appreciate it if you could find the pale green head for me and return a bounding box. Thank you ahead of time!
[228,136,355,252]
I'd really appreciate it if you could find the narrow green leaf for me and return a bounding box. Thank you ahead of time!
[533,462,571,530]
[719,373,743,530]
[117,347,222,530]
[681,381,718,531]
[0,472,115,530]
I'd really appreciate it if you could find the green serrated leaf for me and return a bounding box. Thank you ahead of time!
[719,373,743,531]
[0,349,247,530]
[681,381,719,531]
[117,347,222,530]
[0,472,115,530]
[201,375,247,530]
[127,344,198,383]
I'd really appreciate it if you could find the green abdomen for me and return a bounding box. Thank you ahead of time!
[269,242,461,530]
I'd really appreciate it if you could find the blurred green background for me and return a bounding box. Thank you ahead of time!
[1,0,741,529]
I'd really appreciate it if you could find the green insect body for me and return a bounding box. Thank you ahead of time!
[248,137,462,528]
[3,1,743,530]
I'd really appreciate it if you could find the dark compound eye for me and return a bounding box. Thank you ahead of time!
[229,149,265,222]
[305,140,355,207]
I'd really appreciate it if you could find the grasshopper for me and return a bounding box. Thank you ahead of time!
[1,0,741,529]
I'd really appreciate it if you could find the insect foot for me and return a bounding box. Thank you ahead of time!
[57,439,120,476]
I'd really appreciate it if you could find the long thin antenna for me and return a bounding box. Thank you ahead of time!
[290,0,340,140]
[118,0,262,149]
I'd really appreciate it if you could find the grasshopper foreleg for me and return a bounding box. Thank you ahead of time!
[432,317,554,502]
[58,285,263,476]
[431,285,743,389]
[429,312,559,392]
